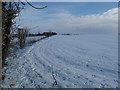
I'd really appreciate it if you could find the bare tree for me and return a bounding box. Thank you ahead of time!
[2,2,24,66]
[2,1,47,66]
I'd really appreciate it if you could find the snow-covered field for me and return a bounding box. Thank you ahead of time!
[2,34,118,88]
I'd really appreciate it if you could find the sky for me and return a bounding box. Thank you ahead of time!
[16,2,118,34]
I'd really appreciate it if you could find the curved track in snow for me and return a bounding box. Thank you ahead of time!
[2,35,118,88]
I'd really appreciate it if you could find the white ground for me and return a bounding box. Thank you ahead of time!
[2,34,118,88]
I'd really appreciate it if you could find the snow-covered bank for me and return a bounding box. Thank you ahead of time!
[2,34,118,88]
[12,36,45,43]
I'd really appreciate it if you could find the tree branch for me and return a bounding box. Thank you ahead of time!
[25,0,48,9]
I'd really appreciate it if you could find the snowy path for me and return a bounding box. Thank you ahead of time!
[2,35,118,88]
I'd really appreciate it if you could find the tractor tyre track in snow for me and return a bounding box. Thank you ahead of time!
[2,35,118,88]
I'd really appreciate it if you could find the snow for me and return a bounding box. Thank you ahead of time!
[2,34,118,88]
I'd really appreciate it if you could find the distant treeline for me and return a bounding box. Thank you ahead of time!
[61,34,79,35]
[12,31,57,37]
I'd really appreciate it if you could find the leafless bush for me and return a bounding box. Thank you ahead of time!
[2,2,47,66]
[27,39,41,44]
[17,27,29,49]
[2,2,25,66]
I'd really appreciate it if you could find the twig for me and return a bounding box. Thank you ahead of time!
[51,66,57,88]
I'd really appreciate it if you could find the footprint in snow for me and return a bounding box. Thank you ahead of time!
[92,75,96,77]
[67,68,69,70]
[114,80,118,83]
[101,83,109,88]
[103,80,106,82]
[73,76,75,78]
[89,80,92,83]
[77,75,80,78]
[63,77,66,80]
[85,78,88,80]
[74,83,78,86]
[86,64,89,67]
[100,84,105,88]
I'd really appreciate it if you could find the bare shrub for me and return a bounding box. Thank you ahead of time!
[2,2,47,66]
[17,27,29,49]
